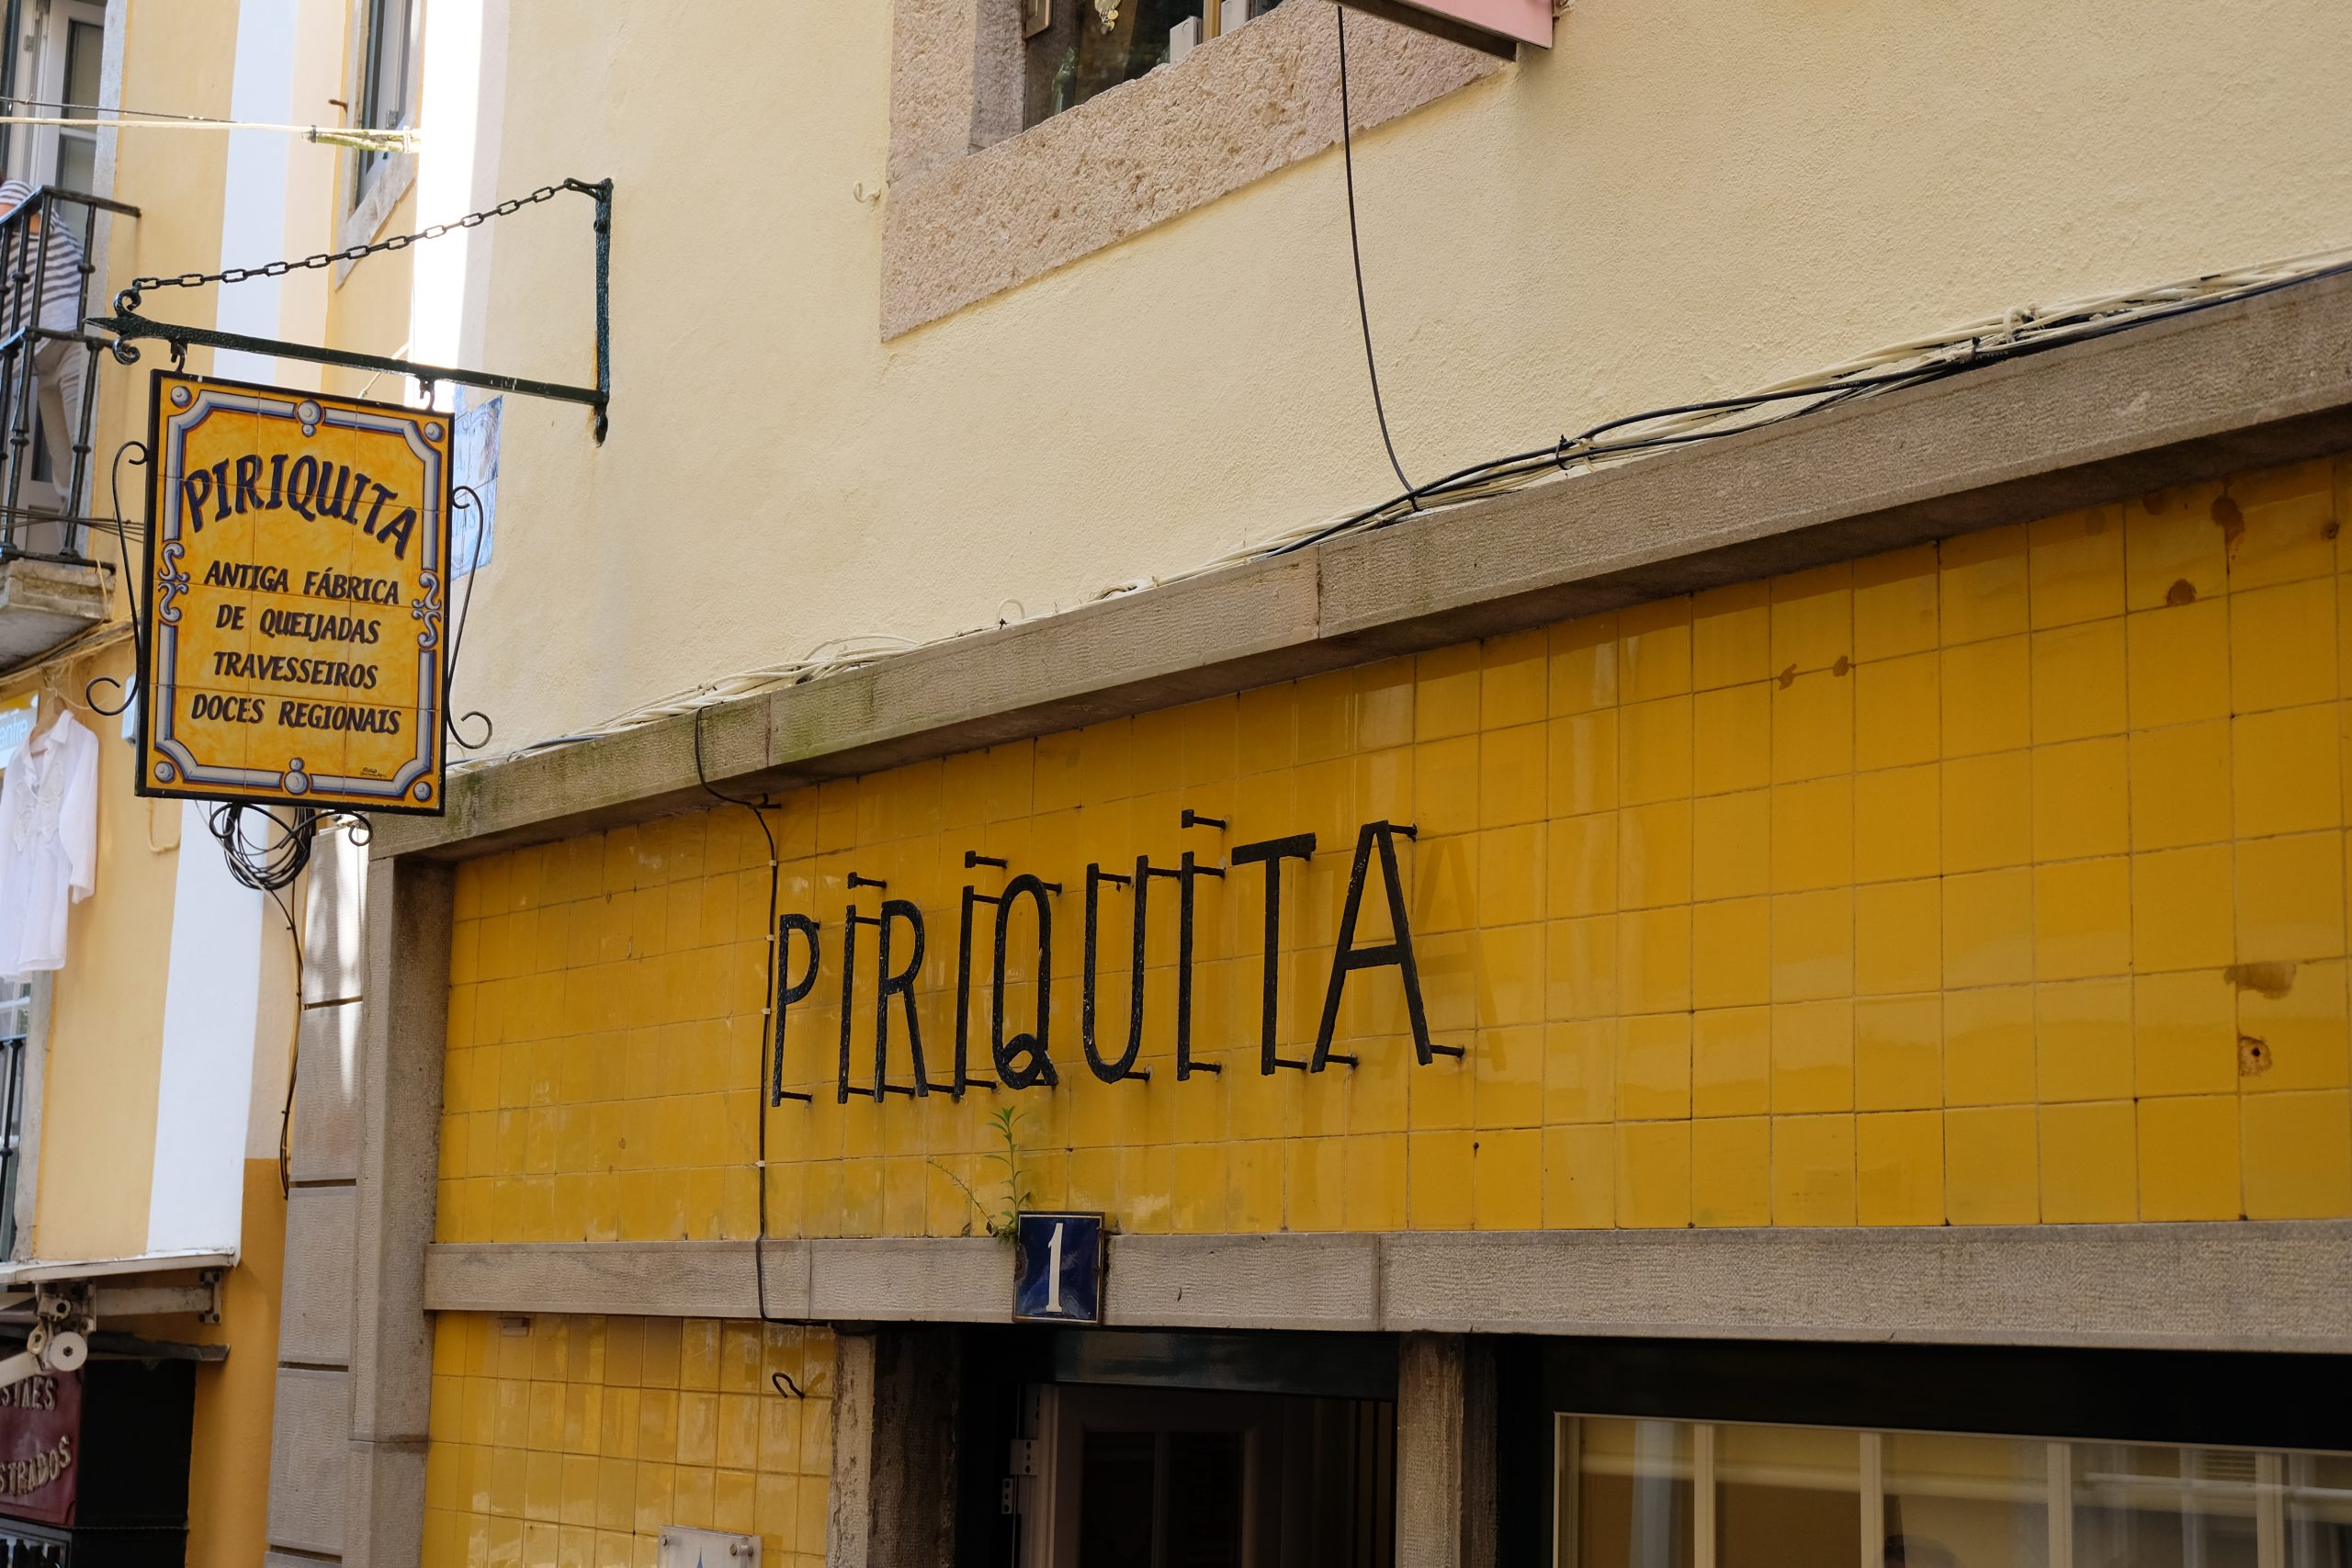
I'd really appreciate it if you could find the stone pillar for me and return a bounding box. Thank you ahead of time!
[829,1325,964,1568]
[1396,1333,1498,1568]
[345,854,453,1567]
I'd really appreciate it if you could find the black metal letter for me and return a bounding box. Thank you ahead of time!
[1313,821,1456,1069]
[876,898,931,1098]
[1080,860,1149,1083]
[771,914,820,1105]
[1229,833,1317,1074]
[992,874,1059,1090]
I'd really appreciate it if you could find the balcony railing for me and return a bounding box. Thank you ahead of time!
[0,185,139,565]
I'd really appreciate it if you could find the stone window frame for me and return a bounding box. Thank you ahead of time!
[882,0,1508,339]
[335,0,420,277]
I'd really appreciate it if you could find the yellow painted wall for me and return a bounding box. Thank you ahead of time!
[439,454,2352,1240]
[182,1157,287,1567]
[421,1313,836,1568]
[407,0,2352,757]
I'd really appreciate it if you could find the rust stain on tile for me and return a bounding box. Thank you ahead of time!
[2165,579,2199,606]
[2223,960,2297,998]
[2239,1035,2273,1077]
[2212,492,2245,550]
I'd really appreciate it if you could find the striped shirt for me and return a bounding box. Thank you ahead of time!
[0,181,87,334]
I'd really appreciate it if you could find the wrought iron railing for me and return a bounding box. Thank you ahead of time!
[0,185,138,566]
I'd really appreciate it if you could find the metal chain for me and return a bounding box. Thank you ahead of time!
[122,181,578,297]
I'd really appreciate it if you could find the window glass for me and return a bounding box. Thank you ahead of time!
[1025,0,1204,126]
[355,0,415,193]
[2285,1451,2352,1568]
[1717,1422,1861,1568]
[1573,1418,1696,1568]
[1883,1431,2051,1568]
[2074,1446,2261,1568]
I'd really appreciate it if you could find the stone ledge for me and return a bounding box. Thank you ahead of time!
[374,266,2352,863]
[423,1222,2352,1352]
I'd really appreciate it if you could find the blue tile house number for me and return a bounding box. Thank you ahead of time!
[1012,1212,1103,1323]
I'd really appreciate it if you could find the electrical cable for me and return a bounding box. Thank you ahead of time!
[692,703,789,1325]
[1334,5,1419,508]
[267,885,303,1199]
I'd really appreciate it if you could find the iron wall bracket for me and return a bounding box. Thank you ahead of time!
[89,177,613,440]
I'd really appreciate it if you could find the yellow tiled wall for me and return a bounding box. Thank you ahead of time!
[420,1314,835,1568]
[440,456,2352,1238]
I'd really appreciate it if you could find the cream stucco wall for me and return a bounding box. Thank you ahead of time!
[329,0,2352,760]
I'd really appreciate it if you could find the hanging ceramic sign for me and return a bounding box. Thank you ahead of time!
[136,370,453,816]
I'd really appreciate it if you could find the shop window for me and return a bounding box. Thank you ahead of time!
[1557,1416,2352,1568]
[1023,0,1286,127]
[352,0,418,200]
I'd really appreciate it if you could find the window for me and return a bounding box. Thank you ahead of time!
[353,0,418,198]
[1558,1417,2352,1568]
[51,18,100,195]
[1023,0,1285,126]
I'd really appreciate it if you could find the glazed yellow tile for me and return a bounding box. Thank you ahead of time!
[1343,1134,1406,1232]
[2126,600,2231,729]
[1691,1117,1770,1227]
[1771,999,1853,1112]
[1770,666,1853,783]
[2236,831,2345,963]
[1772,1113,1856,1225]
[2241,1090,2352,1219]
[1617,802,1692,910]
[2123,487,2229,612]
[2132,845,2235,973]
[2134,970,2238,1097]
[1480,629,1549,730]
[1692,682,1772,795]
[2039,1100,2136,1224]
[1408,1130,1475,1229]
[1853,545,1940,660]
[1691,791,1769,902]
[1692,1007,1771,1117]
[2231,576,2338,714]
[1853,879,1939,996]
[1939,527,2030,645]
[1771,890,1853,1003]
[1619,695,1693,806]
[1854,764,1940,884]
[1691,898,1770,1010]
[1478,823,1547,927]
[1616,1013,1691,1121]
[1944,1104,2039,1224]
[1617,596,1693,703]
[2036,978,2133,1102]
[1853,996,1940,1111]
[1770,563,1853,675]
[1943,869,2033,988]
[1543,1123,1614,1227]
[1943,750,2032,874]
[1549,711,1618,818]
[1853,652,1939,772]
[2226,460,2336,589]
[2235,957,2349,1092]
[1549,615,1620,716]
[1474,1129,1543,1230]
[1545,918,1618,1021]
[1478,722,1548,827]
[2032,737,2130,862]
[1614,1121,1690,1229]
[2030,620,2126,744]
[1616,907,1692,1015]
[1691,581,1771,691]
[2136,1094,2242,1221]
[2032,858,2132,981]
[2233,705,2341,839]
[1944,985,2036,1106]
[1548,813,1617,919]
[1770,777,1852,891]
[1857,1110,1944,1225]
[2029,506,2125,629]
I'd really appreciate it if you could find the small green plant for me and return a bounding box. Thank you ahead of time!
[930,1105,1035,1245]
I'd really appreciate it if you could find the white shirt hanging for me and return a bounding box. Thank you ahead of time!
[0,709,98,978]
